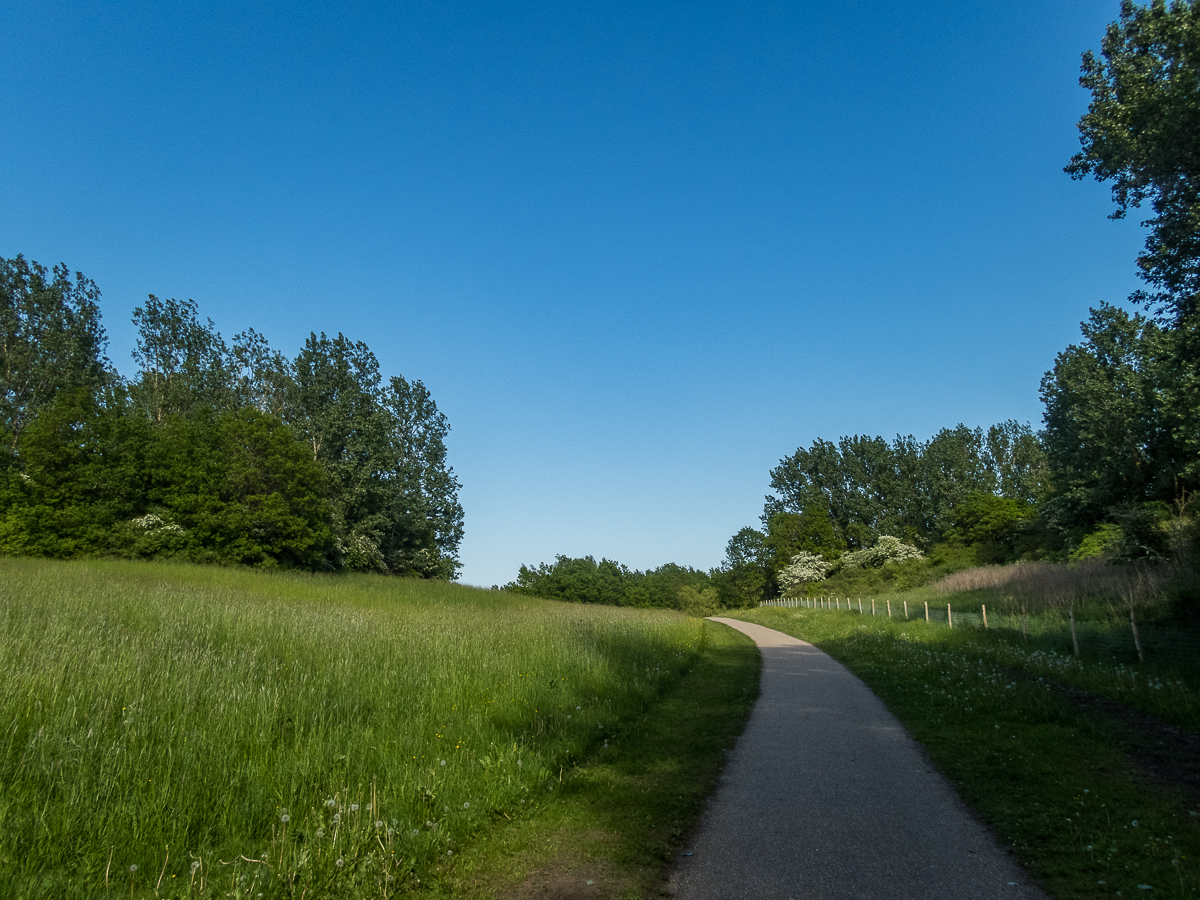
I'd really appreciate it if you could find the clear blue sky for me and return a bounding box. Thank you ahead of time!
[3,1,1148,586]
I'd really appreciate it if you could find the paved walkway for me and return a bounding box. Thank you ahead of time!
[669,618,1049,900]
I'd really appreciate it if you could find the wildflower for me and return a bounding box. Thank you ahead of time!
[335,858,344,868]
[325,799,336,808]
[129,865,138,874]
[190,861,201,875]
[440,760,446,766]
[281,814,290,823]
[315,829,325,839]
[375,820,384,829]
[332,813,341,824]
[462,802,470,809]
[350,803,359,812]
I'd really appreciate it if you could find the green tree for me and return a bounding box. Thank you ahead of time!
[381,375,464,577]
[288,333,393,570]
[983,420,1051,505]
[508,555,631,605]
[0,389,149,557]
[139,408,332,567]
[945,491,1033,563]
[128,295,234,422]
[1067,0,1200,323]
[0,256,108,449]
[1040,304,1175,527]
[714,527,769,608]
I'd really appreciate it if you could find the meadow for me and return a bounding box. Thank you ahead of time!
[735,595,1200,899]
[0,558,759,899]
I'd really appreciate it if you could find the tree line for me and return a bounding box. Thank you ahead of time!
[0,261,463,576]
[513,0,1200,612]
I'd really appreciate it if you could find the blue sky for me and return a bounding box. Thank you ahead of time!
[3,1,1148,586]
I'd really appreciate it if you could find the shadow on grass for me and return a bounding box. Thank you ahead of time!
[439,619,761,900]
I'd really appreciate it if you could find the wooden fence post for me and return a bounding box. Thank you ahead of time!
[858,599,863,614]
[947,604,953,628]
[1131,608,1145,662]
[924,601,929,623]
[887,599,892,618]
[1069,609,1080,657]
[872,599,876,616]
[982,605,988,630]
[904,600,908,619]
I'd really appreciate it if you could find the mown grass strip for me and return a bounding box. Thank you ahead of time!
[730,607,1200,899]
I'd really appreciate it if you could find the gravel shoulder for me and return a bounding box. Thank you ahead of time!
[668,617,1050,900]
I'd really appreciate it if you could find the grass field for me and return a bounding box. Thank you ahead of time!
[732,603,1200,899]
[0,558,759,899]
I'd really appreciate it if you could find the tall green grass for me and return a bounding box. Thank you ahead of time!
[0,558,704,898]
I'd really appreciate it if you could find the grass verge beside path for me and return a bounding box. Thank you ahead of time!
[436,618,761,900]
[0,559,760,899]
[729,607,1200,900]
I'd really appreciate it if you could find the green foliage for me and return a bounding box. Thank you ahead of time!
[765,421,1048,551]
[946,491,1034,563]
[713,526,769,608]
[508,556,714,609]
[818,542,978,597]
[0,256,464,579]
[381,375,464,575]
[138,407,333,567]
[0,255,108,448]
[675,584,719,617]
[0,389,148,558]
[1039,304,1198,550]
[128,294,234,422]
[1067,0,1200,323]
[1070,523,1124,560]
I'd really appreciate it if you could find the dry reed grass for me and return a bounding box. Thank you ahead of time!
[931,558,1174,616]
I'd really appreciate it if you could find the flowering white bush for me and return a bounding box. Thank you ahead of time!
[130,513,184,534]
[778,551,832,594]
[840,535,923,570]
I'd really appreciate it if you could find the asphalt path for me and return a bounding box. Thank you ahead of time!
[669,617,1050,900]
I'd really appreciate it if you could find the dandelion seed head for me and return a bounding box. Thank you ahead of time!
[129,865,138,874]
[375,820,384,829]
[463,802,470,809]
[335,858,344,867]
[281,814,290,823]
[350,803,359,812]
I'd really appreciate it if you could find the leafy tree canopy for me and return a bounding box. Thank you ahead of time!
[1067,0,1200,322]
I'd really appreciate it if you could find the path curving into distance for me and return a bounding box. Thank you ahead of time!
[669,618,1049,900]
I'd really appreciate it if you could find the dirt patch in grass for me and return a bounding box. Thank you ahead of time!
[500,853,628,900]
